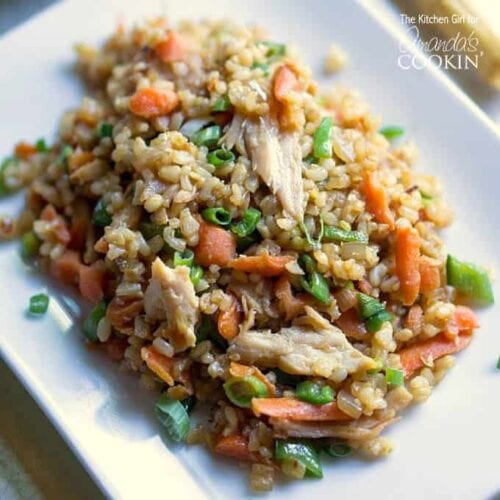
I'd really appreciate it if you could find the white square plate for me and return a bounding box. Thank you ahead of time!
[1,0,499,498]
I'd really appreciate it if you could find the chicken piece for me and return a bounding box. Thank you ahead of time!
[270,416,396,440]
[228,308,375,383]
[144,257,199,352]
[245,117,304,222]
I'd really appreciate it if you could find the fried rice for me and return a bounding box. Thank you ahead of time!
[0,17,493,492]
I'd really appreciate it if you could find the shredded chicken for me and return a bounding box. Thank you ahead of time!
[144,258,199,352]
[270,416,397,440]
[245,117,304,221]
[228,307,375,383]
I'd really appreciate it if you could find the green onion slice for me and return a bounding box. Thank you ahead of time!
[155,394,190,442]
[275,440,323,478]
[223,375,269,408]
[82,301,107,342]
[300,255,330,304]
[251,62,270,76]
[357,293,385,319]
[189,265,203,286]
[323,442,352,458]
[35,138,48,153]
[173,249,194,268]
[446,254,494,304]
[92,199,112,228]
[201,207,231,226]
[191,125,221,149]
[59,145,73,166]
[212,95,232,112]
[207,148,235,167]
[379,126,404,140]
[365,309,393,333]
[258,41,286,61]
[313,117,334,159]
[139,222,165,240]
[98,122,113,138]
[0,158,15,196]
[21,231,41,260]
[323,226,368,244]
[385,367,404,386]
[231,208,261,238]
[29,293,49,314]
[296,380,335,405]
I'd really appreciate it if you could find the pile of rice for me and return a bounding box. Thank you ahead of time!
[1,17,484,492]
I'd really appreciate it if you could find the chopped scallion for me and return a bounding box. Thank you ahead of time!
[207,148,235,167]
[251,62,270,76]
[385,367,404,386]
[189,265,203,286]
[155,394,190,442]
[98,122,113,139]
[139,222,165,240]
[300,255,330,304]
[35,138,48,153]
[223,375,269,408]
[259,41,286,61]
[0,158,15,196]
[323,226,368,244]
[275,440,323,478]
[313,117,333,159]
[191,125,221,149]
[28,293,49,314]
[212,94,231,112]
[173,249,194,268]
[21,231,41,260]
[201,207,231,226]
[231,208,261,238]
[92,199,112,228]
[365,309,393,333]
[379,126,404,140]
[446,254,494,304]
[357,293,385,320]
[59,145,73,166]
[82,301,107,342]
[296,380,335,405]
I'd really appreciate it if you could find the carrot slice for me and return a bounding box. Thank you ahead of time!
[229,254,294,277]
[129,88,179,118]
[362,170,395,230]
[419,256,441,294]
[251,398,352,421]
[40,204,71,245]
[275,275,309,320]
[155,30,184,63]
[194,219,236,267]
[79,261,105,304]
[229,362,276,397]
[274,65,300,103]
[399,332,473,377]
[335,308,368,340]
[217,294,240,340]
[49,250,82,285]
[395,226,421,306]
[444,305,479,339]
[214,434,254,461]
[141,346,175,385]
[15,142,37,160]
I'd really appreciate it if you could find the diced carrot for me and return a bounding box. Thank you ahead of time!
[252,398,352,421]
[229,362,276,397]
[194,219,236,267]
[129,87,179,118]
[444,305,479,339]
[79,261,105,304]
[395,226,421,306]
[68,151,95,172]
[404,304,423,336]
[399,332,473,377]
[141,346,175,385]
[419,256,441,294]
[274,65,300,103]
[155,30,184,63]
[335,308,368,340]
[15,142,37,159]
[217,294,240,340]
[275,275,309,320]
[214,434,254,461]
[362,170,395,230]
[106,297,144,334]
[229,254,294,277]
[49,250,82,285]
[40,204,71,245]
